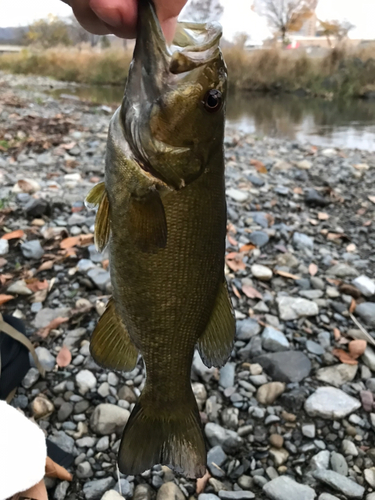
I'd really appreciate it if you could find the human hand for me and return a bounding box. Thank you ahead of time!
[67,0,187,42]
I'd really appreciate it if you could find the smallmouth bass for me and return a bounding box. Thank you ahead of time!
[87,0,235,478]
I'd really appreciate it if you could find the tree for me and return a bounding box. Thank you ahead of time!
[182,0,224,23]
[317,19,355,47]
[254,0,318,44]
[25,15,71,48]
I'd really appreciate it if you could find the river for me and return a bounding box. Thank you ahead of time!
[51,86,375,151]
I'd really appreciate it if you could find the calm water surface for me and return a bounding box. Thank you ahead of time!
[52,86,375,151]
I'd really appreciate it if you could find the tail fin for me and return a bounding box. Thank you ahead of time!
[118,393,206,478]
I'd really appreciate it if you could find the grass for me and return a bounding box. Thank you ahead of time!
[0,43,374,98]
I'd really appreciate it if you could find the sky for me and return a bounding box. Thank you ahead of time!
[0,0,374,42]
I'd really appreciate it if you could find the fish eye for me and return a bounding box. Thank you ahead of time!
[203,89,223,113]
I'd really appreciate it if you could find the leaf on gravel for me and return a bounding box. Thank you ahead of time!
[239,243,256,253]
[37,260,55,273]
[37,317,69,338]
[368,196,375,204]
[196,470,211,494]
[275,269,300,280]
[332,348,358,365]
[250,158,267,174]
[0,294,14,305]
[26,279,49,292]
[225,252,246,272]
[242,285,263,299]
[318,212,330,220]
[333,327,341,341]
[349,340,367,359]
[1,229,25,240]
[309,263,318,276]
[56,345,72,368]
[60,236,80,249]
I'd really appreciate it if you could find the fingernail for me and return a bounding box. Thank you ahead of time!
[91,7,123,28]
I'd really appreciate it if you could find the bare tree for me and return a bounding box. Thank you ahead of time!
[254,0,318,44]
[181,0,224,23]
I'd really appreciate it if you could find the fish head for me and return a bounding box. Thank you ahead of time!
[122,0,227,189]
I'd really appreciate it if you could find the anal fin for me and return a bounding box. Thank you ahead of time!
[90,297,138,371]
[85,182,110,252]
[128,189,167,253]
[197,280,236,368]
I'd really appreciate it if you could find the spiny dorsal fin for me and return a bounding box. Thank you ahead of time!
[197,280,236,368]
[90,297,138,371]
[86,182,110,252]
[128,189,167,253]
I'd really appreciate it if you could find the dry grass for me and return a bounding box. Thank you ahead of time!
[0,43,374,97]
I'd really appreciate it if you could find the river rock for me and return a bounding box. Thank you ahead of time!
[83,478,116,500]
[251,264,273,281]
[0,239,9,256]
[353,275,375,297]
[33,307,70,329]
[207,445,227,477]
[101,492,125,500]
[249,231,269,247]
[328,263,358,278]
[313,470,364,498]
[331,452,348,476]
[87,267,111,291]
[226,188,248,202]
[204,423,243,453]
[262,327,289,352]
[156,482,185,500]
[364,469,375,488]
[76,370,97,394]
[305,387,361,419]
[21,240,44,260]
[257,382,285,405]
[219,363,235,388]
[362,346,375,371]
[277,296,319,320]
[236,318,261,340]
[218,492,255,500]
[90,404,130,435]
[34,346,55,371]
[316,364,358,387]
[7,280,33,295]
[255,351,311,382]
[293,232,314,253]
[263,476,316,500]
[319,495,340,500]
[356,303,375,327]
[49,430,75,454]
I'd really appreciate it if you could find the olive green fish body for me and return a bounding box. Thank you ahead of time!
[88,0,235,479]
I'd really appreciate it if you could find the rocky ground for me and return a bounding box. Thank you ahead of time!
[1,71,375,500]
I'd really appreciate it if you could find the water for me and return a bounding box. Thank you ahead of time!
[51,86,375,151]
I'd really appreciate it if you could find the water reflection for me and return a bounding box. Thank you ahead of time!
[227,92,375,151]
[51,86,375,151]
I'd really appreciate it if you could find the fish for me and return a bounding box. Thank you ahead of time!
[86,0,235,479]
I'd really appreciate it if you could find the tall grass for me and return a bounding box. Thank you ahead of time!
[0,43,374,97]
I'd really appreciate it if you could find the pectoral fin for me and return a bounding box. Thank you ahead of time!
[86,182,110,252]
[197,281,236,368]
[128,189,167,253]
[90,297,138,371]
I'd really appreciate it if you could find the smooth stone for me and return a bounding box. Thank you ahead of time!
[226,188,249,202]
[364,469,375,488]
[54,481,70,500]
[277,296,319,321]
[249,231,269,247]
[319,495,340,500]
[31,395,54,419]
[331,452,348,476]
[300,290,324,300]
[297,160,312,170]
[33,307,70,329]
[342,439,358,456]
[316,364,358,388]
[21,240,44,259]
[156,482,185,500]
[7,280,33,295]
[262,327,289,352]
[204,423,243,453]
[255,351,311,383]
[49,431,75,454]
[328,263,358,278]
[219,363,236,389]
[310,450,330,471]
[76,370,97,395]
[269,447,289,466]
[218,492,255,500]
[313,470,365,498]
[83,478,116,500]
[293,232,314,252]
[207,445,227,477]
[302,423,316,438]
[353,276,375,297]
[236,319,261,341]
[76,461,93,479]
[251,264,273,281]
[0,239,9,256]
[114,479,133,498]
[22,367,40,389]
[263,476,316,500]
[362,347,375,371]
[305,387,361,419]
[87,267,111,291]
[90,404,130,435]
[306,340,325,355]
[257,382,285,405]
[199,496,220,500]
[34,347,56,372]
[356,303,375,327]
[101,492,125,500]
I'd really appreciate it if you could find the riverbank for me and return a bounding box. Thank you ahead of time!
[1,73,375,499]
[1,43,375,98]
